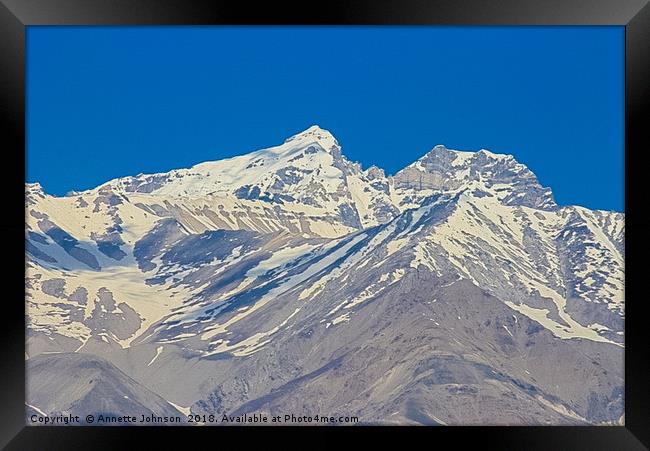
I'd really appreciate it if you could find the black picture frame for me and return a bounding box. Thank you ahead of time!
[2,1,648,448]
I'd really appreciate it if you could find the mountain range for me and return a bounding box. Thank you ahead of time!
[25,125,624,425]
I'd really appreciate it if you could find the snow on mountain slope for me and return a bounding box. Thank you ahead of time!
[398,190,624,345]
[85,189,622,361]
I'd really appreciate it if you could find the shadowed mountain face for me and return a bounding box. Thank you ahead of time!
[26,353,186,424]
[25,126,624,425]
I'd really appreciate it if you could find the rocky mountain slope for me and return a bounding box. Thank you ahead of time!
[25,126,624,425]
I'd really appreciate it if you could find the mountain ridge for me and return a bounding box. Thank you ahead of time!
[47,126,546,204]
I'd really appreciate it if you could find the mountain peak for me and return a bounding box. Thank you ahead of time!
[26,182,48,205]
[284,125,339,152]
[26,182,44,192]
[476,148,514,160]
[26,182,50,197]
[394,144,556,210]
[423,145,512,161]
[304,124,326,133]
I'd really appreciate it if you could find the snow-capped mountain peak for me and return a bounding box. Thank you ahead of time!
[392,144,556,211]
[283,125,340,153]
[26,182,45,196]
[26,182,47,205]
[93,125,345,199]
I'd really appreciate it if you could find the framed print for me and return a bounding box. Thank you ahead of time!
[1,0,648,448]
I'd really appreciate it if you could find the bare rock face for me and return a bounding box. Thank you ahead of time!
[25,126,624,425]
[27,353,185,424]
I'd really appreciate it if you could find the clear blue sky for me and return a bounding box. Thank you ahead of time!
[26,26,624,211]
